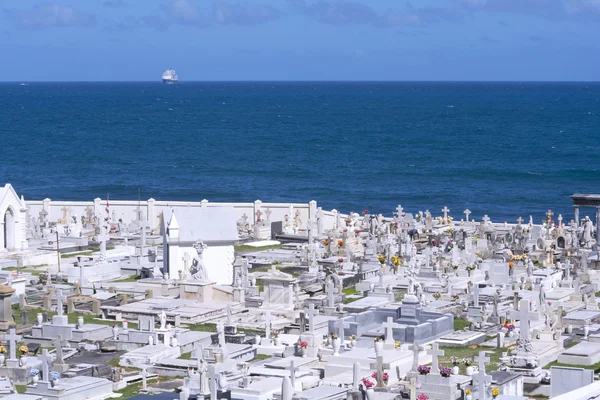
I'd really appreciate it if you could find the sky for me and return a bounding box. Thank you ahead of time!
[0,0,599,81]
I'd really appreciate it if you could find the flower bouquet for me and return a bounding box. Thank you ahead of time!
[440,366,452,378]
[299,341,309,348]
[451,293,460,302]
[462,358,472,366]
[377,254,386,264]
[372,372,389,382]
[362,378,374,388]
[395,341,401,349]
[323,240,329,246]
[29,368,39,377]
[391,255,402,266]
[338,258,344,264]
[417,394,429,400]
[0,346,6,354]
[19,345,28,357]
[450,356,460,366]
[492,387,500,398]
[337,240,344,248]
[432,292,441,300]
[417,365,431,375]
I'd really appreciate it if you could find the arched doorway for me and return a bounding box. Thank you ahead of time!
[3,208,15,250]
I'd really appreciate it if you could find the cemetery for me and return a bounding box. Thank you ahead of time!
[2,182,600,399]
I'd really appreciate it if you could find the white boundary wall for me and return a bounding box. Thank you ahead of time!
[26,198,343,232]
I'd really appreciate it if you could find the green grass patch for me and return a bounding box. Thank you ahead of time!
[179,352,192,360]
[529,395,549,399]
[544,360,600,372]
[344,296,362,304]
[454,318,470,331]
[234,244,283,252]
[595,292,600,298]
[187,323,217,332]
[250,354,271,362]
[61,251,93,258]
[110,275,140,283]
[437,346,505,374]
[342,287,359,296]
[15,385,26,394]
[116,378,159,399]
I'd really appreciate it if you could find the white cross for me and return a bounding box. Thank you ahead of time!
[263,312,271,339]
[226,305,232,325]
[409,341,424,372]
[326,280,336,308]
[464,209,471,222]
[510,299,539,340]
[558,214,563,227]
[5,328,21,360]
[517,216,524,225]
[304,304,317,333]
[141,367,148,390]
[333,319,345,342]
[396,205,404,218]
[427,342,445,374]
[472,283,480,307]
[475,350,490,371]
[39,349,52,382]
[442,206,450,222]
[285,360,298,389]
[382,316,399,345]
[482,215,490,225]
[546,209,554,220]
[207,364,221,400]
[54,289,67,317]
[182,253,191,272]
[473,362,492,400]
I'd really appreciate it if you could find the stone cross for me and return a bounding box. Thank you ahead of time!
[263,312,271,339]
[6,328,21,361]
[226,305,232,325]
[396,205,404,219]
[472,284,480,307]
[53,335,64,364]
[265,208,272,224]
[562,261,573,280]
[141,367,147,390]
[473,352,491,400]
[373,355,385,388]
[54,289,67,317]
[517,216,524,226]
[377,269,384,288]
[427,342,445,374]
[442,206,450,223]
[333,319,345,343]
[382,316,398,345]
[409,341,423,372]
[304,304,317,333]
[510,299,539,340]
[326,280,335,308]
[60,206,70,223]
[285,359,298,389]
[464,209,471,222]
[546,209,554,220]
[482,215,490,225]
[39,349,52,382]
[182,253,191,276]
[352,361,361,390]
[513,291,522,311]
[207,364,220,400]
[558,214,563,227]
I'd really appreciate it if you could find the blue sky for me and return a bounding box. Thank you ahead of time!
[1,0,599,81]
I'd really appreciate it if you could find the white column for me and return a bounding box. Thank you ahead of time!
[147,198,156,229]
[253,200,262,226]
[309,200,317,221]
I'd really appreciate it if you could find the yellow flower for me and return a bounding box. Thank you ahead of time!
[19,345,28,354]
[395,341,401,349]
[492,388,500,397]
[377,254,386,264]
[0,346,6,353]
[465,389,472,395]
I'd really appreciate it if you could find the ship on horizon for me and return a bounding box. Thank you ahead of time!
[162,68,178,84]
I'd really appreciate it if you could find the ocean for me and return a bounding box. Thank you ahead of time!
[1,81,599,222]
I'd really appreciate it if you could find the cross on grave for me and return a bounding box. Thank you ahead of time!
[326,280,336,308]
[464,209,472,222]
[304,304,317,333]
[546,209,554,220]
[60,206,70,223]
[193,343,205,362]
[53,334,64,364]
[265,208,272,223]
[562,262,573,280]
[6,328,21,361]
[39,349,52,382]
[382,316,399,345]
[482,215,490,225]
[226,305,233,325]
[207,364,221,400]
[475,350,490,371]
[472,284,480,307]
[427,342,445,374]
[513,291,522,311]
[54,289,67,317]
[558,214,563,227]
[263,312,272,339]
[332,319,345,343]
[141,367,148,390]
[473,354,492,400]
[517,216,524,226]
[442,206,450,223]
[285,360,298,389]
[182,253,191,275]
[396,205,404,219]
[371,355,385,388]
[510,299,539,340]
[409,341,424,372]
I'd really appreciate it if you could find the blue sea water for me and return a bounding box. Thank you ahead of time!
[1,81,599,222]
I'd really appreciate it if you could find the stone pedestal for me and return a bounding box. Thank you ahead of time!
[0,285,15,331]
